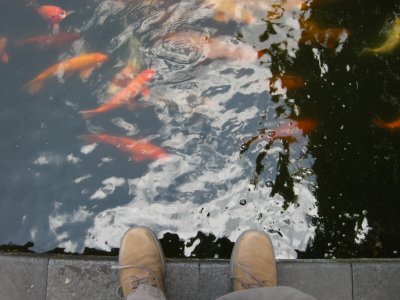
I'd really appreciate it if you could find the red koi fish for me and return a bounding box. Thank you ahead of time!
[15,32,81,48]
[36,5,73,35]
[0,37,9,63]
[269,119,317,140]
[241,119,316,153]
[373,117,400,130]
[23,52,108,94]
[270,75,305,91]
[80,134,167,162]
[79,69,156,119]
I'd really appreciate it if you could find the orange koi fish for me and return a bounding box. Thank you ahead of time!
[79,69,155,119]
[23,52,108,94]
[36,5,73,35]
[300,19,350,49]
[241,119,316,153]
[80,134,167,162]
[270,75,305,91]
[0,37,9,63]
[15,32,81,48]
[373,117,400,130]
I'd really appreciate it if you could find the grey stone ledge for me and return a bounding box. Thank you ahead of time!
[0,254,399,300]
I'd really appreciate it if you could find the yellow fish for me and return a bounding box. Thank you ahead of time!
[362,18,400,55]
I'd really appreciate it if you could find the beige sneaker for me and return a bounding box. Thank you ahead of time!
[231,229,277,291]
[118,226,166,297]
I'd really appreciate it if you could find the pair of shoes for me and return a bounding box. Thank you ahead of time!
[117,227,277,298]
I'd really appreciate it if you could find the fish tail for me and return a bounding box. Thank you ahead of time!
[79,109,98,119]
[372,116,388,129]
[22,78,44,94]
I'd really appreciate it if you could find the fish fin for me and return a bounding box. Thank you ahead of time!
[79,109,98,119]
[141,88,150,99]
[80,68,94,80]
[52,24,60,35]
[22,78,43,95]
[372,116,388,129]
[0,53,9,63]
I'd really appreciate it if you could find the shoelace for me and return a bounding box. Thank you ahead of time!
[112,264,161,297]
[231,262,269,289]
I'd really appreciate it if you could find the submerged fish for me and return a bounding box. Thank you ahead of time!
[23,52,108,94]
[241,119,317,153]
[270,75,306,91]
[158,32,261,63]
[80,134,167,162]
[300,19,349,49]
[79,69,156,119]
[205,0,258,25]
[0,37,9,63]
[373,116,400,129]
[36,5,73,35]
[361,18,400,55]
[15,32,81,48]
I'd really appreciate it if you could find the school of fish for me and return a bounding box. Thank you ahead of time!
[5,0,400,163]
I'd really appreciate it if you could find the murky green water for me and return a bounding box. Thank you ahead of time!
[0,0,399,259]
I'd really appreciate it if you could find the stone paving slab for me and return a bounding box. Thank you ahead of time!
[353,261,400,300]
[278,260,352,300]
[46,258,119,300]
[0,254,48,300]
[199,260,230,300]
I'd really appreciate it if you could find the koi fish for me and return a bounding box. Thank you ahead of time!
[270,75,305,91]
[80,134,167,162]
[23,52,108,95]
[0,37,9,63]
[300,19,350,49]
[205,0,257,25]
[240,119,316,153]
[361,18,400,55]
[373,116,400,129]
[79,69,156,119]
[158,32,262,63]
[36,5,73,35]
[15,32,81,48]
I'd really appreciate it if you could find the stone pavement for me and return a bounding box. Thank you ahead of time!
[0,254,399,300]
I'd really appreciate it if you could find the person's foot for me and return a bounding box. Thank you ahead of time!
[230,229,277,291]
[118,226,166,297]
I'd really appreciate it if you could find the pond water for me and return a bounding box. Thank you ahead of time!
[0,0,399,259]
